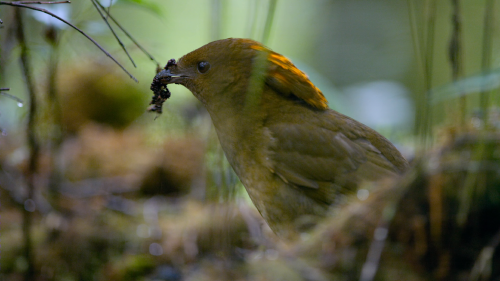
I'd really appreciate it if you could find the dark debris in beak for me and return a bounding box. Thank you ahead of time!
[148,59,177,114]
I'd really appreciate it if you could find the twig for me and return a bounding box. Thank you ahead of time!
[0,1,138,82]
[0,88,24,104]
[90,0,136,67]
[94,0,159,64]
[11,1,70,3]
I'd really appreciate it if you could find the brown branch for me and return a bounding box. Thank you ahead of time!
[90,0,136,67]
[0,1,138,82]
[94,0,160,64]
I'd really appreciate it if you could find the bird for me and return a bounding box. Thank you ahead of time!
[152,38,409,240]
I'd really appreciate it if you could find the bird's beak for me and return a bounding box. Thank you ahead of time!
[154,67,187,85]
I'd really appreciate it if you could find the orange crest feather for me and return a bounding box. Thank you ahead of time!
[251,45,328,110]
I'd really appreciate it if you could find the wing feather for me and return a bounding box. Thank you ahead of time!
[265,113,404,197]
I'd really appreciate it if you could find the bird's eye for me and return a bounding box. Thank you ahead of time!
[197,61,210,73]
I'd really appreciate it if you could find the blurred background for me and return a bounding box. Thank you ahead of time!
[1,0,500,280]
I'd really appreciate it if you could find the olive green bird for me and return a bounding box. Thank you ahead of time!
[153,38,409,240]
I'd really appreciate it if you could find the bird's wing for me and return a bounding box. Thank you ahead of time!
[265,117,401,193]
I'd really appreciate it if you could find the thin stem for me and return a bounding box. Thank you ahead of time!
[480,0,495,125]
[94,0,159,64]
[0,1,138,82]
[449,0,465,128]
[1,91,24,104]
[15,8,39,281]
[250,0,261,40]
[211,0,222,40]
[422,0,437,148]
[107,0,112,19]
[90,0,136,67]
[262,0,277,45]
[11,1,70,3]
[407,0,425,77]
[246,0,257,38]
[46,34,63,205]
[407,0,426,139]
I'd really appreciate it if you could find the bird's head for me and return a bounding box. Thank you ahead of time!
[155,38,328,112]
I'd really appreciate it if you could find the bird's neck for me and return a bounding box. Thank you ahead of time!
[205,96,268,177]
